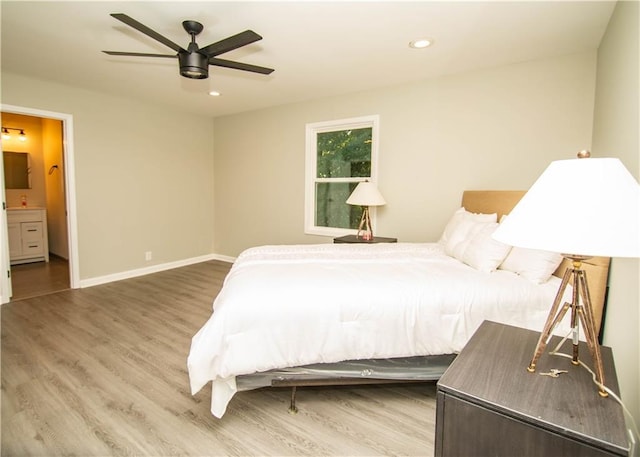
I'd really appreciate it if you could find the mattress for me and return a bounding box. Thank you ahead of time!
[188,242,570,418]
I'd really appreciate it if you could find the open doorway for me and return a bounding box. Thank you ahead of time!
[1,104,79,304]
[3,113,68,300]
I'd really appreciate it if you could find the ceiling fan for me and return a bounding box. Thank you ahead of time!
[103,13,274,80]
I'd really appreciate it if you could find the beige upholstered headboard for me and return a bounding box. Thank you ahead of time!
[461,190,610,336]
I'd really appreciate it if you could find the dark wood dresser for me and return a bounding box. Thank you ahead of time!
[435,320,629,456]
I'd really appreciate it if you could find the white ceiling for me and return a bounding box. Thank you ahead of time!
[1,1,616,118]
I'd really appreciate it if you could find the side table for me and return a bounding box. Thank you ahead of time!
[435,320,629,456]
[333,235,397,244]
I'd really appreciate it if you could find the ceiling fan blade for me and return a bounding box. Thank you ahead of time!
[103,51,177,58]
[110,13,185,53]
[199,30,263,57]
[209,57,274,75]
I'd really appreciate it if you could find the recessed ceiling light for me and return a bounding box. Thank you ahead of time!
[409,38,433,49]
[209,90,221,97]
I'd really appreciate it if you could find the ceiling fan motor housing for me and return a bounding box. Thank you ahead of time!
[179,51,209,79]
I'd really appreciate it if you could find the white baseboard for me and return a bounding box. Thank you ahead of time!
[79,253,236,289]
[212,253,236,263]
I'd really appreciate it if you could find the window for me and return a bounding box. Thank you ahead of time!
[305,115,380,236]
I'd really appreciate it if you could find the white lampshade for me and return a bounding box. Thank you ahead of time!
[493,157,640,258]
[346,181,387,206]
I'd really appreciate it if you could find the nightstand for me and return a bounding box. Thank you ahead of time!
[333,235,397,244]
[435,321,629,456]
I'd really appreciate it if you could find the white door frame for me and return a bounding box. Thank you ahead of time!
[1,104,80,303]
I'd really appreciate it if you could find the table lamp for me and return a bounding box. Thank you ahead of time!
[492,151,640,396]
[346,181,386,240]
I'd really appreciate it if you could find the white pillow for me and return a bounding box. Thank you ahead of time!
[439,207,497,246]
[446,218,494,258]
[439,207,466,245]
[461,223,512,272]
[499,247,563,284]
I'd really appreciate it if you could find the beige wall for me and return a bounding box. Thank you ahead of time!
[592,0,640,427]
[2,73,215,280]
[213,51,597,257]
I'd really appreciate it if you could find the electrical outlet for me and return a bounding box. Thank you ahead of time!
[145,251,152,261]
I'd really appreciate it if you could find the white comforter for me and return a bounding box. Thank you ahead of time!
[188,243,568,418]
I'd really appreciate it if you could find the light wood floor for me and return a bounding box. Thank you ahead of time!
[1,260,438,456]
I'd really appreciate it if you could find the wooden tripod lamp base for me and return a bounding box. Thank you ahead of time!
[526,255,608,397]
[346,181,386,241]
[356,206,373,240]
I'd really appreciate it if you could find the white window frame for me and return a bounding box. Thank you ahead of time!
[304,115,380,237]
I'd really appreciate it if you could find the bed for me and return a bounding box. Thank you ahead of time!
[188,190,610,418]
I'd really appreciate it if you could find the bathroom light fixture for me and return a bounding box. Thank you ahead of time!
[1,127,27,141]
[409,38,433,49]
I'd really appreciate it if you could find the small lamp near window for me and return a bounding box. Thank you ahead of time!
[492,151,640,397]
[346,181,386,240]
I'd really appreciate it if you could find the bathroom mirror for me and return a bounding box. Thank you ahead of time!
[3,151,32,189]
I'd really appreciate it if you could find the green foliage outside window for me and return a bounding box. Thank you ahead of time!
[316,128,372,178]
[315,182,364,229]
[315,127,372,229]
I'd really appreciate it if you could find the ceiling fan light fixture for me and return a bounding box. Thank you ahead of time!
[179,52,209,79]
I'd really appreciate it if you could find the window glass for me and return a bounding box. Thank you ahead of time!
[316,128,372,178]
[305,115,379,236]
[315,181,363,229]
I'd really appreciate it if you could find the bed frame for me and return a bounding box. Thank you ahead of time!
[243,190,611,413]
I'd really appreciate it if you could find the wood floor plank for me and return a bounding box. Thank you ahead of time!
[9,255,70,301]
[2,260,437,456]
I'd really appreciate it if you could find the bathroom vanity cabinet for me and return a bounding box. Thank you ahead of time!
[7,208,50,265]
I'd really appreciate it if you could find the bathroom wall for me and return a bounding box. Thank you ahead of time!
[42,118,67,258]
[2,112,46,208]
